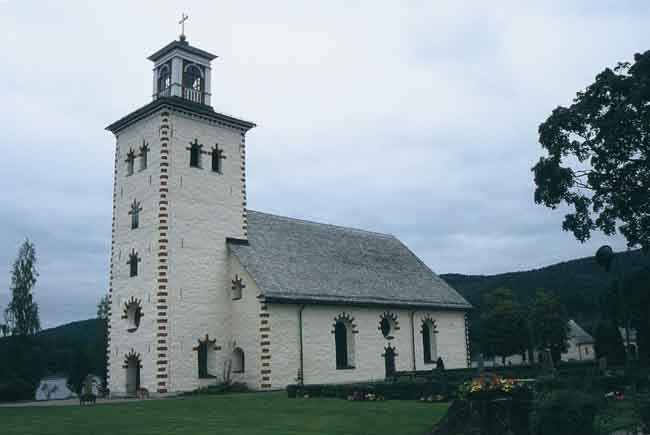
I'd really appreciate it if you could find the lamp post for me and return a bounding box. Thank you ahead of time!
[595,245,631,374]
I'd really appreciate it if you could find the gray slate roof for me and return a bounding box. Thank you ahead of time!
[568,320,594,344]
[228,211,472,310]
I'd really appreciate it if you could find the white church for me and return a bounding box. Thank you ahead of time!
[106,32,472,396]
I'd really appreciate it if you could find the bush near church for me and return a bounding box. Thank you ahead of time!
[287,380,451,401]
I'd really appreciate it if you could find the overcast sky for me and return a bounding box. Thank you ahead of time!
[1,1,649,328]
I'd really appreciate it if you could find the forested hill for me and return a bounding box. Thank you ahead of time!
[0,318,105,396]
[441,249,648,332]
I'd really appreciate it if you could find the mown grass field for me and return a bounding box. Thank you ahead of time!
[0,393,448,435]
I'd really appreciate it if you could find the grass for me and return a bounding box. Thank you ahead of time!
[598,399,638,433]
[0,393,448,435]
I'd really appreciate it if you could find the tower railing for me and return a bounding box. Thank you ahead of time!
[182,86,204,104]
[156,87,171,99]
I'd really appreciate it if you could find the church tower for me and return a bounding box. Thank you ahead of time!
[106,32,255,395]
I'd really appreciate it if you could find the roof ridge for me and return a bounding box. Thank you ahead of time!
[248,210,395,239]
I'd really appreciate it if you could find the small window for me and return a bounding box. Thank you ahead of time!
[127,250,140,277]
[211,145,226,173]
[232,347,245,373]
[125,149,135,176]
[130,200,141,230]
[231,275,245,300]
[189,140,202,168]
[139,142,149,171]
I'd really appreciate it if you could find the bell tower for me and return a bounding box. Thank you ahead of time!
[105,30,255,396]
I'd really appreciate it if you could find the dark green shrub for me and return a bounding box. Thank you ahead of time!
[532,389,601,435]
[0,378,35,402]
[286,384,297,398]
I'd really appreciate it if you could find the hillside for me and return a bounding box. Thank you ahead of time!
[0,318,105,395]
[441,249,649,343]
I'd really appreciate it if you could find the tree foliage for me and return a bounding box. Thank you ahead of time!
[97,295,110,321]
[479,287,529,361]
[530,291,569,363]
[594,320,625,365]
[533,50,650,250]
[5,239,40,337]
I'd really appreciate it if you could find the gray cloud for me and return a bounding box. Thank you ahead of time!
[1,0,647,328]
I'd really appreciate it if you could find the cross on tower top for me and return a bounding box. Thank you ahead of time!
[178,13,189,41]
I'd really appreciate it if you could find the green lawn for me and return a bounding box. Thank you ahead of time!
[0,393,448,435]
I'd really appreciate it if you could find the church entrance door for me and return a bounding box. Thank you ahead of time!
[126,357,141,396]
[383,345,396,379]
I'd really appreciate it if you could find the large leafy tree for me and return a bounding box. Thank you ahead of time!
[5,239,40,337]
[533,50,650,250]
[530,291,569,363]
[479,287,529,363]
[594,320,626,365]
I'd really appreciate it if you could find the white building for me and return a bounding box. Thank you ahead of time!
[105,34,471,396]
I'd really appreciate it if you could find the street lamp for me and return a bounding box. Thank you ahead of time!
[595,245,631,374]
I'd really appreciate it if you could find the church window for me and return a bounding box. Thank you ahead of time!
[194,335,217,379]
[232,347,245,373]
[332,313,356,369]
[379,312,399,339]
[125,149,136,176]
[127,250,140,277]
[122,297,143,333]
[421,318,438,364]
[157,64,171,97]
[211,145,226,173]
[129,199,141,230]
[139,142,149,171]
[189,139,202,168]
[231,275,245,300]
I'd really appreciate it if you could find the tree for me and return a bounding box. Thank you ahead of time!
[479,287,529,363]
[97,294,110,320]
[5,239,40,336]
[96,294,109,392]
[67,346,92,395]
[532,50,650,250]
[594,320,626,366]
[530,291,569,363]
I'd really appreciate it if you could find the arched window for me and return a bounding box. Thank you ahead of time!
[183,64,203,91]
[422,319,438,364]
[125,149,135,176]
[139,142,149,171]
[127,250,140,278]
[379,312,399,339]
[129,199,141,230]
[189,139,202,168]
[157,64,171,97]
[122,297,143,333]
[232,347,245,373]
[211,145,226,173]
[333,314,356,370]
[335,321,348,369]
[183,63,203,103]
